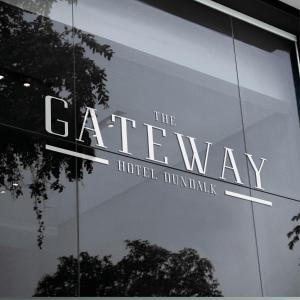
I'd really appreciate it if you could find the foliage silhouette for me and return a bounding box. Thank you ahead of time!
[34,239,223,296]
[287,213,300,250]
[0,1,113,248]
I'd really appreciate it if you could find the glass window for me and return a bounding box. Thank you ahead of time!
[1,0,300,297]
[252,191,300,296]
[78,148,262,296]
[232,19,300,200]
[72,0,251,186]
[0,125,78,296]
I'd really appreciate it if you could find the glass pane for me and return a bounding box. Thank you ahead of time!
[252,191,300,296]
[78,147,262,296]
[232,18,300,200]
[0,1,75,140]
[72,0,251,187]
[0,125,78,296]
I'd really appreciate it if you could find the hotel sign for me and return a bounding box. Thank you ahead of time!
[45,96,272,206]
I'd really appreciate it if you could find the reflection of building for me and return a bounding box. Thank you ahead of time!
[0,0,300,297]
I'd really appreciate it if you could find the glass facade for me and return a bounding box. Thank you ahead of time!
[0,0,299,296]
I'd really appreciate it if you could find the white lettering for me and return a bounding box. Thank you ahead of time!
[76,107,106,148]
[220,147,243,184]
[245,154,266,190]
[112,114,136,155]
[175,133,211,175]
[45,96,68,137]
[144,123,168,164]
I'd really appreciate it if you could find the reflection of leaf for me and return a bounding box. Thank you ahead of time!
[287,211,300,249]
[292,213,300,221]
[34,240,223,296]
[0,2,113,249]
[288,223,300,250]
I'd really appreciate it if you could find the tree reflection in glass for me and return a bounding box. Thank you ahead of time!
[0,1,113,248]
[34,239,222,297]
[288,212,300,250]
[0,2,224,297]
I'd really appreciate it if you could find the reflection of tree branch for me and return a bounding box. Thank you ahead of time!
[0,2,113,249]
[287,213,300,250]
[34,240,223,296]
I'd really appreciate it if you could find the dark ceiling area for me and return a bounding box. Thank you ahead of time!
[140,0,299,38]
[213,0,299,36]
